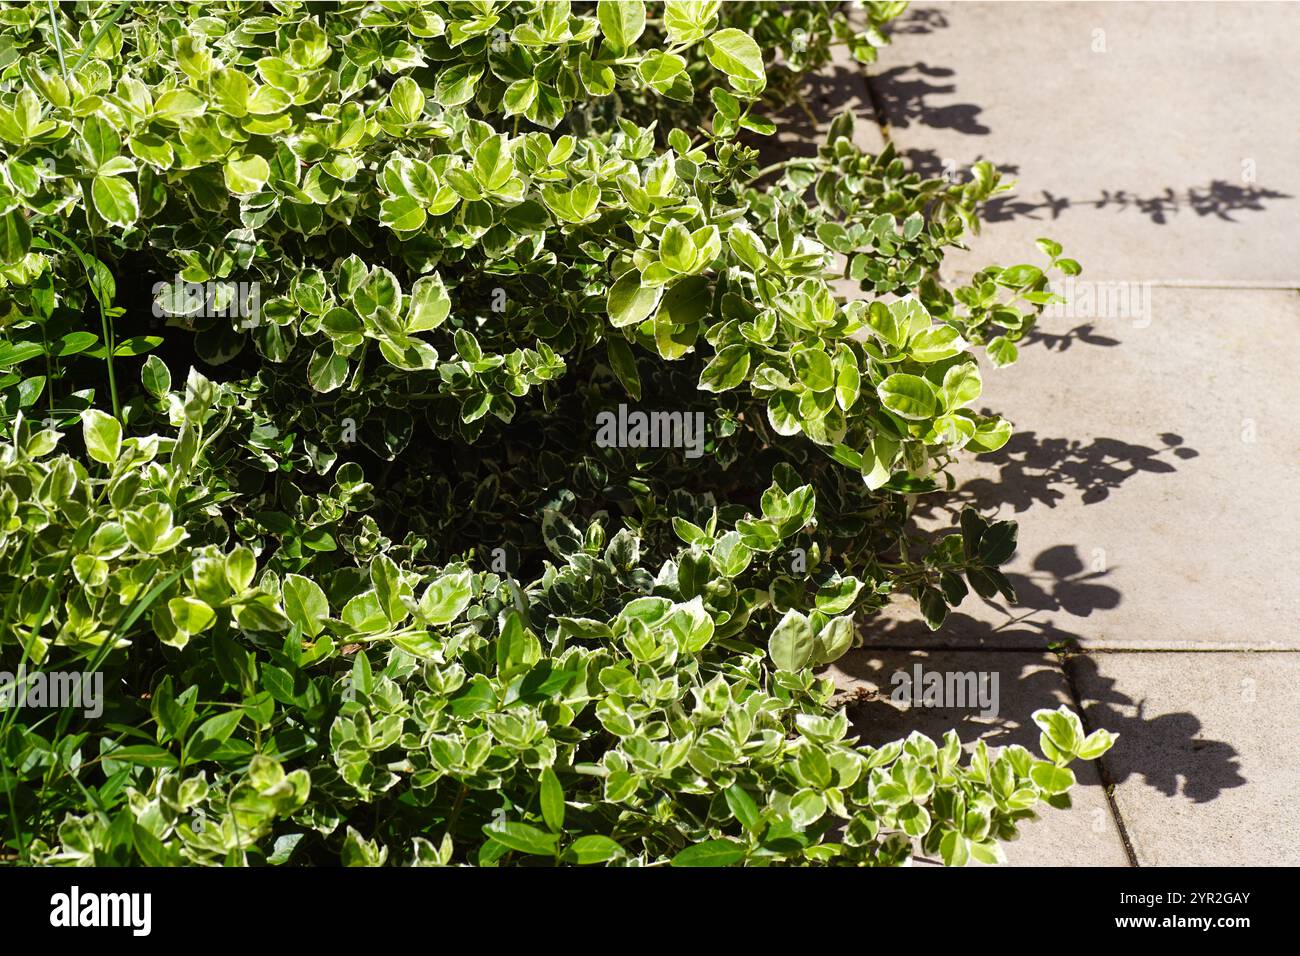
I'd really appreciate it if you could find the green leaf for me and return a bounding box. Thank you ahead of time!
[0,209,31,264]
[90,174,139,227]
[433,64,482,108]
[865,301,906,349]
[977,520,1018,565]
[141,355,171,397]
[938,362,982,411]
[939,830,970,866]
[998,264,1044,288]
[968,418,1013,453]
[56,332,99,357]
[0,341,45,367]
[407,274,451,331]
[503,78,538,117]
[133,824,179,866]
[225,546,257,592]
[598,0,646,50]
[908,325,965,363]
[168,596,214,636]
[224,155,270,195]
[767,391,801,436]
[658,221,695,273]
[607,270,661,328]
[283,574,329,637]
[79,114,121,168]
[711,531,751,578]
[153,89,205,121]
[834,345,860,410]
[482,820,558,857]
[897,802,931,837]
[606,336,641,400]
[129,133,175,169]
[792,347,834,392]
[789,788,826,828]
[661,2,712,45]
[389,76,425,123]
[1077,728,1119,760]
[658,275,710,327]
[566,834,624,864]
[987,336,1019,368]
[106,745,179,769]
[354,267,401,319]
[308,349,349,393]
[705,28,766,84]
[919,587,948,631]
[80,409,122,464]
[725,784,761,832]
[877,373,936,421]
[812,614,854,664]
[540,767,565,833]
[699,344,750,392]
[112,335,161,357]
[768,609,814,671]
[670,838,745,867]
[380,194,426,232]
[1030,762,1076,795]
[1032,706,1084,755]
[188,710,243,755]
[418,569,473,625]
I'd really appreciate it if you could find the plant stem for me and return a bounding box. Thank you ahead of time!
[747,157,811,185]
[45,1,68,83]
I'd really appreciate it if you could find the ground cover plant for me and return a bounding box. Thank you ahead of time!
[0,0,1112,866]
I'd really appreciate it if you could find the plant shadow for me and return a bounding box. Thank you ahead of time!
[1064,654,1248,804]
[870,62,990,134]
[914,429,1199,517]
[830,546,1244,802]
[833,642,1247,804]
[983,179,1294,226]
[757,63,882,169]
[828,420,1244,803]
[884,5,951,36]
[900,146,1293,226]
[1021,322,1123,353]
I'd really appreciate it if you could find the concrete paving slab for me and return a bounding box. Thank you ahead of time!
[869,1,1300,285]
[872,287,1300,651]
[1070,651,1300,865]
[828,649,1131,866]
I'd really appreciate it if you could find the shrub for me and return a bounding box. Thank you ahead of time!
[0,0,1111,867]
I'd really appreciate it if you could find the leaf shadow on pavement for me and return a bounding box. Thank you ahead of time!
[832,551,1245,803]
[869,62,990,134]
[915,429,1199,516]
[757,63,882,168]
[884,5,951,36]
[844,24,1249,806]
[1065,655,1248,804]
[900,147,1293,226]
[983,179,1294,226]
[830,420,1243,802]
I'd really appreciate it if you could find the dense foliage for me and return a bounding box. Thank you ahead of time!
[0,0,1110,867]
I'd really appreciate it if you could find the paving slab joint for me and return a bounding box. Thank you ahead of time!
[859,64,893,146]
[1059,651,1139,867]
